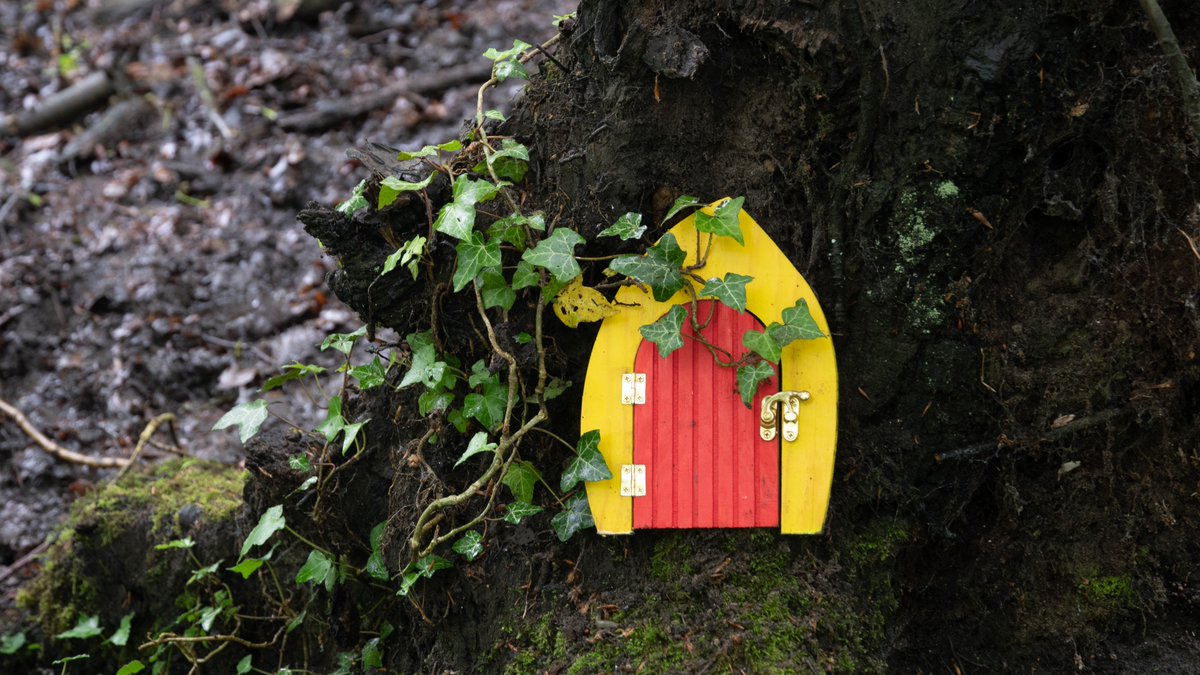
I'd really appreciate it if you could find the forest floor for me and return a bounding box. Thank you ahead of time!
[0,0,572,615]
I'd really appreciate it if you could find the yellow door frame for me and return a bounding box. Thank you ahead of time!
[580,201,838,534]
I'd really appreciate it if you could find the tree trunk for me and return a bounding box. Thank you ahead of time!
[17,0,1200,672]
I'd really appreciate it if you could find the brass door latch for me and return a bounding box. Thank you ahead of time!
[759,391,811,441]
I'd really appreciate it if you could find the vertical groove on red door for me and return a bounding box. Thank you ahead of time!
[633,301,780,529]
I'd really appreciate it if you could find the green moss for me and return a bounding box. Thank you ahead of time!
[564,622,685,675]
[935,180,960,199]
[18,460,245,636]
[1080,575,1135,608]
[650,534,694,583]
[847,521,909,570]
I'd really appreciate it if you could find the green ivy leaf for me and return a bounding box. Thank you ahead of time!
[320,326,367,355]
[107,612,134,647]
[362,637,383,669]
[488,211,544,251]
[381,235,425,280]
[0,633,26,655]
[609,233,687,301]
[349,357,387,390]
[742,329,781,364]
[484,40,532,62]
[639,305,686,359]
[543,377,572,401]
[475,139,529,183]
[414,554,453,577]
[453,231,502,292]
[504,501,544,524]
[55,615,102,640]
[452,531,484,561]
[154,537,194,551]
[52,655,90,666]
[236,655,253,675]
[765,298,826,346]
[340,419,368,455]
[116,660,146,675]
[188,560,221,586]
[550,493,595,542]
[295,550,335,587]
[479,268,516,311]
[694,196,745,244]
[378,173,433,209]
[240,504,285,559]
[260,362,326,392]
[493,59,529,82]
[395,140,463,161]
[521,228,585,283]
[418,390,455,416]
[455,172,505,203]
[468,360,497,388]
[315,396,346,442]
[455,432,498,468]
[737,361,776,409]
[289,454,311,472]
[434,175,504,240]
[228,557,265,580]
[399,332,448,389]
[365,550,388,582]
[397,572,420,597]
[502,460,541,503]
[335,180,368,216]
[433,201,474,241]
[597,212,645,240]
[512,260,540,290]
[560,430,611,491]
[661,195,701,224]
[699,273,753,314]
[212,399,269,444]
[464,379,506,431]
[365,521,389,582]
[484,109,506,122]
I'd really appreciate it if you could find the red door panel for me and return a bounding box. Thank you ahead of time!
[632,301,780,529]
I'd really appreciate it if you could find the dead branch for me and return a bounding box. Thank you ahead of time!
[277,62,493,132]
[115,413,180,482]
[1137,0,1200,146]
[0,398,129,469]
[0,537,52,586]
[0,71,115,136]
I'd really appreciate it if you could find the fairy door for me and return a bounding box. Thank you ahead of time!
[580,199,837,535]
[631,301,780,528]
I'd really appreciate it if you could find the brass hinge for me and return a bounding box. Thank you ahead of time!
[621,373,646,405]
[620,464,646,497]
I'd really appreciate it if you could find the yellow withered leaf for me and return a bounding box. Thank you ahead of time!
[552,276,617,328]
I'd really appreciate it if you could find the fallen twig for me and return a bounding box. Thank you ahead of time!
[1178,227,1200,261]
[0,398,129,469]
[0,70,115,136]
[277,62,493,132]
[935,408,1126,462]
[115,413,181,482]
[0,537,52,585]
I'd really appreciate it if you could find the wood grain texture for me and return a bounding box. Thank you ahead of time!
[632,301,779,529]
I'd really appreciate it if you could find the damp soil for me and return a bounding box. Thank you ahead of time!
[4,0,1200,673]
[0,0,569,620]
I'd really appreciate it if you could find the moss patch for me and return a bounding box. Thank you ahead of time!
[18,460,245,636]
